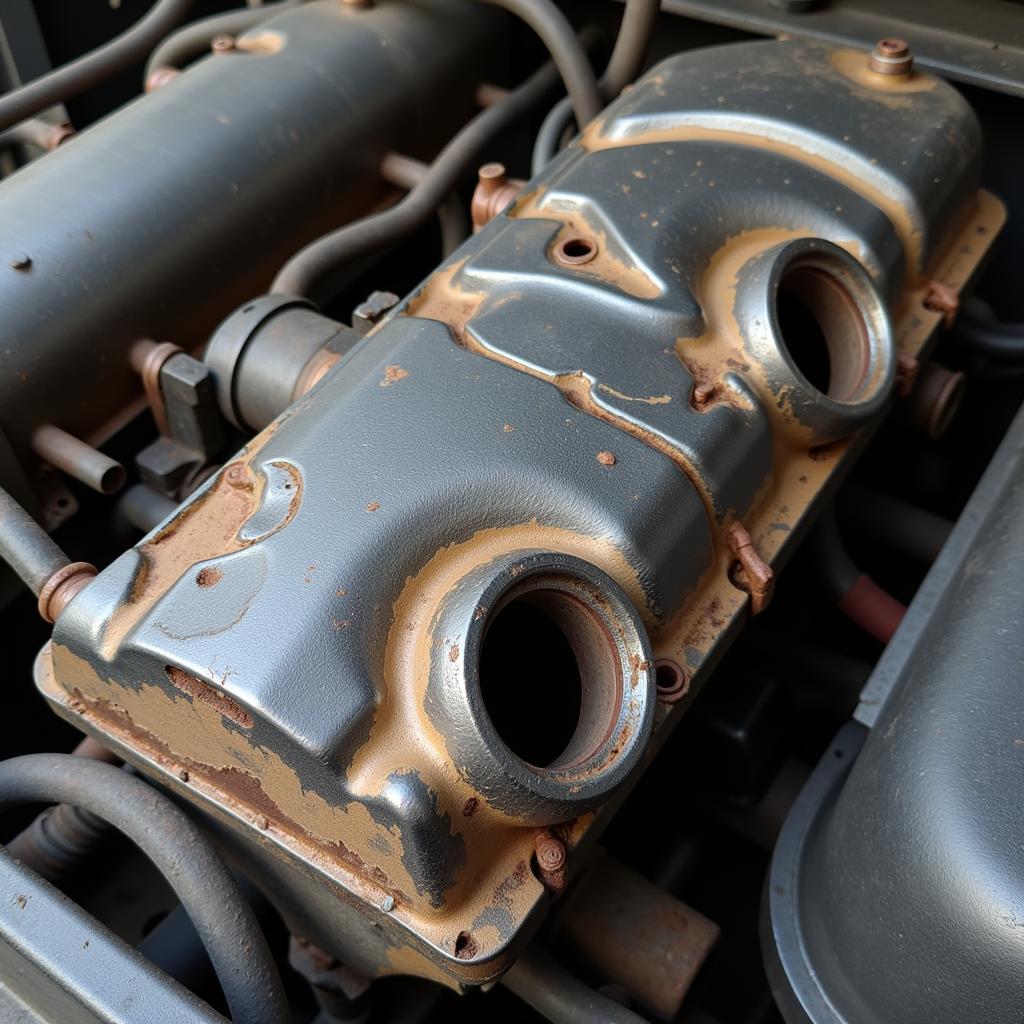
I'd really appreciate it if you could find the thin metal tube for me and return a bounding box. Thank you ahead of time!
[0,0,195,132]
[503,947,651,1024]
[31,424,126,495]
[0,754,290,1024]
[476,0,601,126]
[532,0,660,174]
[144,0,301,79]
[272,54,564,298]
[0,485,69,596]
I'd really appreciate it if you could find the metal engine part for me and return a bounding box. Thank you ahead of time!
[32,34,1002,990]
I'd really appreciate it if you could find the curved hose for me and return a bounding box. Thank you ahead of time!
[955,298,1024,361]
[503,947,651,1023]
[476,0,601,126]
[0,0,194,132]
[0,485,70,595]
[271,51,565,298]
[532,0,660,174]
[0,754,289,1024]
[145,0,300,79]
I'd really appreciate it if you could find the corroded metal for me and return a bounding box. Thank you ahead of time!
[37,39,1002,987]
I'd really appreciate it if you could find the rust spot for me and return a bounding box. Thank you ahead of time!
[923,279,959,328]
[165,666,253,729]
[462,797,478,817]
[366,501,381,512]
[195,567,222,588]
[596,450,616,467]
[533,829,568,894]
[454,931,478,959]
[179,769,190,782]
[448,644,460,662]
[380,364,409,387]
[502,422,515,433]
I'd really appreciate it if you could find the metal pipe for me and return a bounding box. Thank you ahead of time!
[272,48,568,298]
[0,0,195,132]
[476,0,601,126]
[118,483,179,534]
[0,117,74,153]
[503,947,651,1024]
[532,0,660,174]
[0,485,69,595]
[0,754,289,1024]
[31,425,126,495]
[0,1,497,473]
[144,0,302,81]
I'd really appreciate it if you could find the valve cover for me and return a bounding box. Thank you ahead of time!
[36,39,1001,986]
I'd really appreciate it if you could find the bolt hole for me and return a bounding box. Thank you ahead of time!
[654,659,688,703]
[554,235,597,266]
[775,264,870,403]
[454,931,477,959]
[55,496,70,510]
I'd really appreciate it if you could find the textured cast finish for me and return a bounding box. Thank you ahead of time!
[38,40,999,985]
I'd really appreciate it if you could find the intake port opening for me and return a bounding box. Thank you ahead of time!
[775,264,871,404]
[478,585,621,772]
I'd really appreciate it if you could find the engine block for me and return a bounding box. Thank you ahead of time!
[36,38,1001,986]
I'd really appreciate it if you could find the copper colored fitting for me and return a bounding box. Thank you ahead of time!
[38,562,97,624]
[868,38,913,76]
[146,65,181,93]
[534,829,568,894]
[907,362,965,440]
[471,162,525,231]
[211,34,237,54]
[131,339,182,437]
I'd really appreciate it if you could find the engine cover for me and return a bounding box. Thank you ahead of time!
[36,39,1001,986]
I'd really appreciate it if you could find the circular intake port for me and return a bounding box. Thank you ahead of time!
[426,551,655,824]
[738,238,896,442]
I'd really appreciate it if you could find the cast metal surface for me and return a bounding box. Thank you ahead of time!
[659,0,1024,98]
[36,39,1000,986]
[0,850,226,1024]
[0,0,496,492]
[764,401,1024,1024]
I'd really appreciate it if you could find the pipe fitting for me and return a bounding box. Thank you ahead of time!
[735,238,896,443]
[425,550,655,824]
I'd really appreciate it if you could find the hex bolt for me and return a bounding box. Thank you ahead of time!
[868,37,913,76]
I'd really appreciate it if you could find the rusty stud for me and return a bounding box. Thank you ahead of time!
[534,829,568,894]
[471,162,525,231]
[923,280,960,328]
[726,521,774,615]
[37,562,98,624]
[868,38,913,76]
[224,462,250,489]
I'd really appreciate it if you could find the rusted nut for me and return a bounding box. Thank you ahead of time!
[37,562,97,624]
[146,65,181,93]
[726,521,774,615]
[471,162,525,231]
[534,829,568,894]
[553,235,598,267]
[906,361,965,440]
[895,352,920,398]
[223,462,251,490]
[868,38,913,76]
[210,34,237,54]
[654,659,689,704]
[923,280,960,329]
